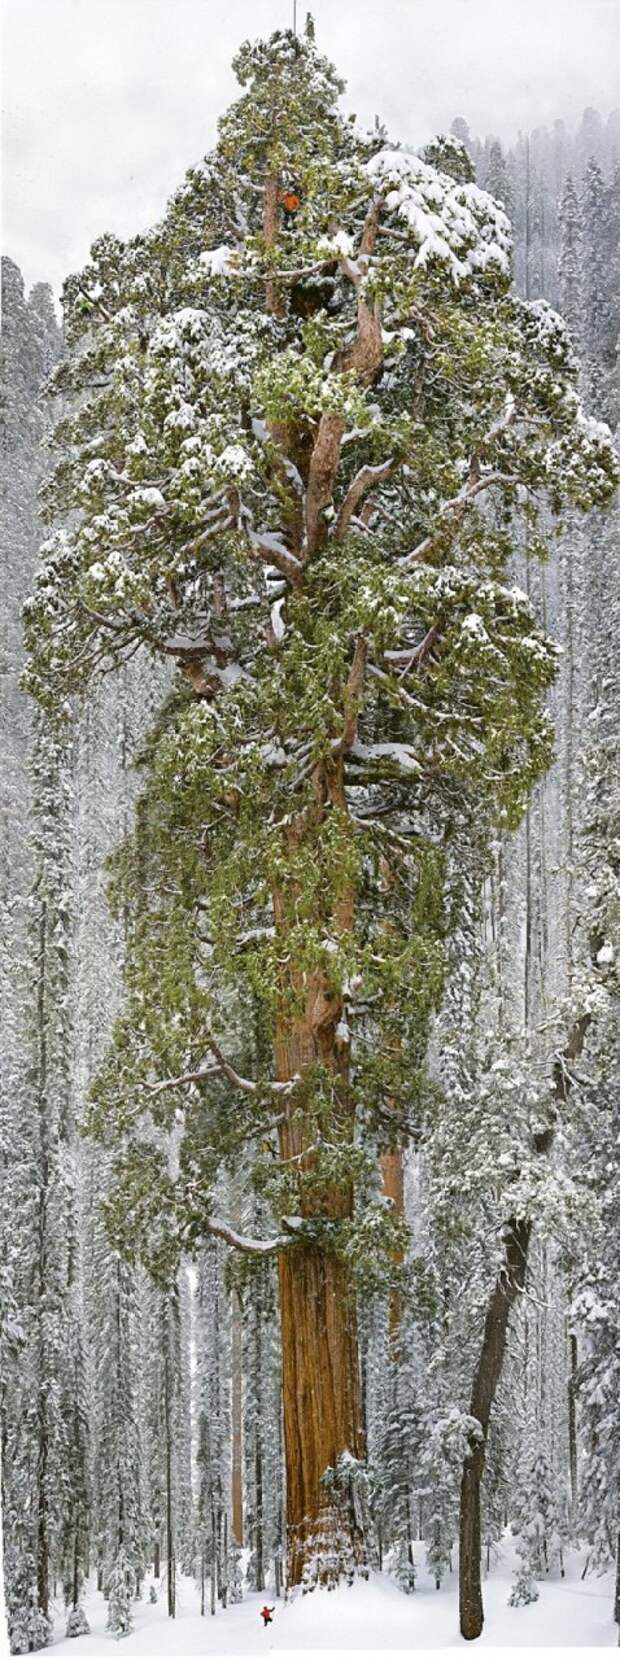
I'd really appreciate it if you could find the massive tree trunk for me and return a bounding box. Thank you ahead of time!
[274,993,366,1586]
[278,1242,365,1586]
[459,1217,531,1641]
[272,756,367,1587]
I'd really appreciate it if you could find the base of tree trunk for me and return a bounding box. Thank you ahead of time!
[288,1498,368,1591]
[279,1243,368,1589]
[459,1452,484,1640]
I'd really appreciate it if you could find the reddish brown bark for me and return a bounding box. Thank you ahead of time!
[272,755,366,1586]
[274,965,365,1584]
[381,1147,405,1344]
[278,1243,365,1585]
[263,175,286,319]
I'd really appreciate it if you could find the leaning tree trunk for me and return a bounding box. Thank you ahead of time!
[460,1217,531,1640]
[459,1015,591,1639]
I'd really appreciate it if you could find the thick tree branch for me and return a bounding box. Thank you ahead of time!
[333,458,396,542]
[141,1037,299,1100]
[305,413,347,556]
[206,1216,286,1255]
[334,634,368,755]
[205,1213,315,1256]
[400,471,521,569]
[247,527,303,585]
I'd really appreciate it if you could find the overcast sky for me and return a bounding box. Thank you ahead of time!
[3,0,619,301]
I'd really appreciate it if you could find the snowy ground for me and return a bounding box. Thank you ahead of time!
[48,1543,616,1656]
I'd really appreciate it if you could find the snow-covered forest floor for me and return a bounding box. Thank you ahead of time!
[49,1545,616,1655]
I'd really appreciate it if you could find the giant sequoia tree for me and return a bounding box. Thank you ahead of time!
[25,25,617,1592]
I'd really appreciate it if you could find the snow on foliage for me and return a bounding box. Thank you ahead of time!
[366,148,512,281]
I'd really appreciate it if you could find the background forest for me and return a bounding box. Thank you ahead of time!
[1,28,620,1656]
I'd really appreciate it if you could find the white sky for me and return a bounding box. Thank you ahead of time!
[2,0,619,300]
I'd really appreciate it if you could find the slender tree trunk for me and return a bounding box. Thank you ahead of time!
[381,1148,405,1343]
[221,1511,228,1609]
[459,1218,531,1640]
[72,1529,79,1610]
[264,174,285,319]
[568,1328,578,1516]
[614,1529,620,1631]
[406,1491,415,1586]
[164,1357,175,1618]
[255,1437,264,1591]
[210,1512,216,1616]
[231,1290,243,1548]
[36,900,50,1620]
[459,1013,590,1640]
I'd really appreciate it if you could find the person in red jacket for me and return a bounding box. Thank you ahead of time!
[281,184,301,228]
[260,1604,275,1627]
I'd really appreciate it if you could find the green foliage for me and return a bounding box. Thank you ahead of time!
[24,23,618,1293]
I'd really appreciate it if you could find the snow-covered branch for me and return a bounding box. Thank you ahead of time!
[205,1216,286,1255]
[247,527,303,585]
[400,471,521,569]
[140,1037,299,1101]
[333,457,397,542]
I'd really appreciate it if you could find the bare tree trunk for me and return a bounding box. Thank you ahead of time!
[264,175,285,319]
[210,1514,216,1617]
[381,1148,404,1344]
[231,1290,243,1547]
[614,1529,620,1632]
[459,1217,531,1640]
[273,757,367,1587]
[278,1240,365,1585]
[459,1012,591,1640]
[568,1327,578,1516]
[221,1511,228,1609]
[36,900,50,1620]
[255,1433,264,1591]
[164,1356,176,1618]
